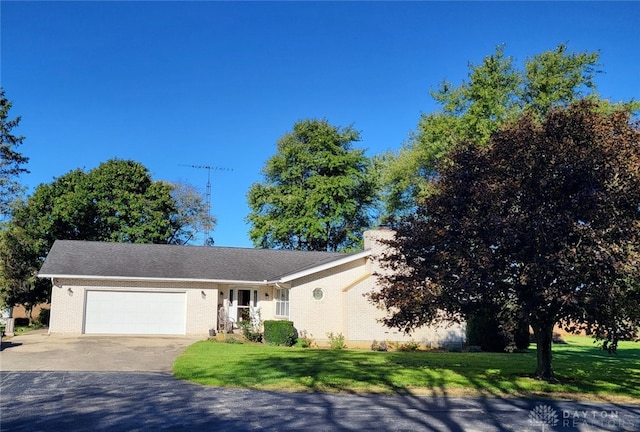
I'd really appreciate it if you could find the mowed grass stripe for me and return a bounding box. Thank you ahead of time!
[173,336,640,402]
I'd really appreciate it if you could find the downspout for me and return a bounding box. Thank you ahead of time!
[49,277,57,335]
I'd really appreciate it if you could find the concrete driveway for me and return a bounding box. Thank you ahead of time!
[0,329,203,372]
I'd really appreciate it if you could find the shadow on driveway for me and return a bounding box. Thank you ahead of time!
[0,341,23,351]
[1,372,639,432]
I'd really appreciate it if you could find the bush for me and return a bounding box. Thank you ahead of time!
[371,340,388,351]
[14,318,29,327]
[38,308,51,327]
[263,320,296,346]
[466,313,530,352]
[296,330,315,348]
[393,340,420,352]
[326,332,346,350]
[238,320,263,343]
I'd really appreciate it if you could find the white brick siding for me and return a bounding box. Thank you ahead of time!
[48,278,218,335]
[43,229,465,345]
[283,229,466,347]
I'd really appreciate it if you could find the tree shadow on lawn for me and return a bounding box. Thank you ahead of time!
[461,340,640,402]
[179,340,639,402]
[184,346,538,398]
[185,349,412,394]
[180,348,526,432]
[550,340,640,400]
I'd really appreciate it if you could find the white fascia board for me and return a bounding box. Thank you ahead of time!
[277,250,371,284]
[38,273,272,286]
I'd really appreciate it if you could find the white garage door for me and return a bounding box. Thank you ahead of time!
[84,291,186,335]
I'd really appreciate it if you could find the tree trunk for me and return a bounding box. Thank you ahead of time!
[26,304,33,325]
[533,322,555,380]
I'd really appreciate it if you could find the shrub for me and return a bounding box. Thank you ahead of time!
[552,332,568,344]
[238,320,263,343]
[263,320,296,346]
[371,340,388,351]
[296,330,315,348]
[466,313,502,352]
[326,332,346,350]
[38,308,51,326]
[466,312,530,352]
[14,318,29,327]
[393,340,420,352]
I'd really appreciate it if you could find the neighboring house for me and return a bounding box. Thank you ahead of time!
[12,303,50,322]
[38,230,464,346]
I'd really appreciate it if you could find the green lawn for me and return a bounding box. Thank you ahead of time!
[173,336,640,402]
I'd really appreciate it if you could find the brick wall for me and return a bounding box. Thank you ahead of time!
[49,278,218,335]
[12,303,50,322]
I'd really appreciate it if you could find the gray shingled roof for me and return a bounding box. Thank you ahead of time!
[39,240,363,282]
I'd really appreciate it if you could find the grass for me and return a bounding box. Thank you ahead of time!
[1,323,43,337]
[173,336,640,403]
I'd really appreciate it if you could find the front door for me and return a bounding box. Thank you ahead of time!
[229,289,252,323]
[237,289,251,322]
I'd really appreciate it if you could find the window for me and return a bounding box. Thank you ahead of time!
[275,287,289,317]
[312,288,324,301]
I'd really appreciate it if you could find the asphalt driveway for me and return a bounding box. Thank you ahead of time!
[2,371,639,432]
[2,331,639,431]
[0,329,202,372]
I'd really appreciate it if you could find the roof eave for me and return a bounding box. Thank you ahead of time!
[39,273,273,286]
[278,250,371,283]
[39,249,372,286]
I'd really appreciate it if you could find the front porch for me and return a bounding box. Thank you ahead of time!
[216,285,291,334]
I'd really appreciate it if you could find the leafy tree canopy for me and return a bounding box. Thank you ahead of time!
[247,119,377,252]
[13,159,176,249]
[0,159,214,314]
[0,224,50,316]
[0,88,29,218]
[370,102,640,380]
[379,44,638,219]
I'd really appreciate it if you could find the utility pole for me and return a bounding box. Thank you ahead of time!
[180,164,232,246]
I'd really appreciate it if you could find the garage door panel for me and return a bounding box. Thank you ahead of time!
[85,291,186,335]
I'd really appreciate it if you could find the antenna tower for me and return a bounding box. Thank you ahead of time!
[181,164,232,246]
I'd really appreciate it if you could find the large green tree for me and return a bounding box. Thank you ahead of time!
[0,224,50,319]
[0,159,214,315]
[370,102,640,380]
[12,159,177,247]
[0,88,29,218]
[247,119,377,252]
[379,44,626,219]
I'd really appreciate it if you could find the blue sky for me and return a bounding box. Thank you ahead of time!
[2,1,639,247]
